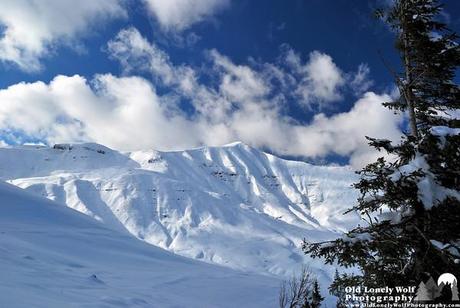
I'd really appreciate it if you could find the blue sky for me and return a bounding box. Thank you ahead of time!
[0,0,459,168]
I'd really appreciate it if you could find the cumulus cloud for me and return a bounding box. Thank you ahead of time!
[0,74,203,150]
[0,28,402,169]
[283,48,345,107]
[143,0,230,32]
[280,47,376,109]
[292,92,402,167]
[109,28,372,111]
[108,28,231,119]
[0,0,125,71]
[0,73,401,168]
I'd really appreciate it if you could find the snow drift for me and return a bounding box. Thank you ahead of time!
[0,180,282,307]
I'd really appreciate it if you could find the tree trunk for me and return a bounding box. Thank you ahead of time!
[402,16,419,139]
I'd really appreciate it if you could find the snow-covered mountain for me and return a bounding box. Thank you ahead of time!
[0,180,281,307]
[0,142,360,292]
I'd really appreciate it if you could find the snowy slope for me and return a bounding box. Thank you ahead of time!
[0,180,282,308]
[0,142,359,281]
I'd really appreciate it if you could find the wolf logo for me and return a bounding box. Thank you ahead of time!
[414,273,459,302]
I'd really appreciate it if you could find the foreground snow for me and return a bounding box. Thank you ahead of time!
[0,181,282,307]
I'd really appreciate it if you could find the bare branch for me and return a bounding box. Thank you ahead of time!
[278,266,314,308]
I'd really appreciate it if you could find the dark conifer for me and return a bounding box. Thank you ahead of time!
[302,0,460,299]
[310,280,324,308]
[329,270,347,307]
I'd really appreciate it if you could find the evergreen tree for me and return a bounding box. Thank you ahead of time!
[301,300,311,308]
[302,0,460,298]
[452,280,459,301]
[426,277,441,300]
[330,270,347,307]
[310,280,324,308]
[415,281,430,301]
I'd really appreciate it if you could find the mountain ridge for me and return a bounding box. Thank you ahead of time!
[0,142,360,281]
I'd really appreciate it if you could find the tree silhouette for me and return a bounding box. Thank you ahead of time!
[302,0,460,295]
[426,277,440,300]
[329,270,347,308]
[452,280,459,301]
[415,281,430,301]
[310,280,324,308]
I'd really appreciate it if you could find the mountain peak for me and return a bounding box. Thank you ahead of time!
[221,141,248,148]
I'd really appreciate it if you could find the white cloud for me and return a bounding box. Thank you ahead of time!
[108,29,373,111]
[106,29,403,167]
[292,92,402,167]
[0,0,125,71]
[280,47,374,109]
[0,74,203,150]
[143,0,230,32]
[0,74,402,169]
[284,49,345,107]
[350,63,373,94]
[108,27,179,84]
[210,50,271,105]
[108,28,229,119]
[0,28,403,169]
